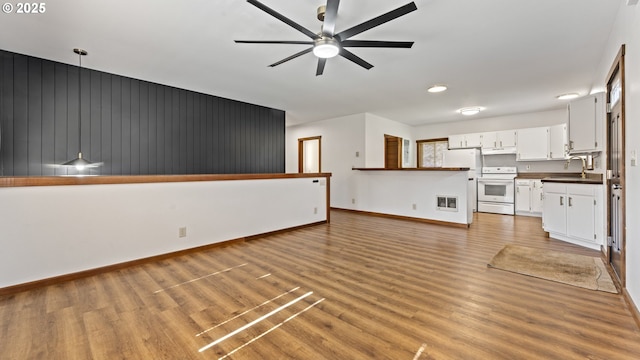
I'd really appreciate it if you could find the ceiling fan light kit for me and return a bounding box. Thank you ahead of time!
[236,0,417,75]
[313,37,340,58]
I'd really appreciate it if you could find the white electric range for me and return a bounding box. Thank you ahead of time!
[477,167,517,215]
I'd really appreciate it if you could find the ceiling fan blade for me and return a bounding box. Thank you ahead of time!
[322,0,341,36]
[316,58,327,76]
[339,49,373,70]
[335,2,417,41]
[247,0,319,40]
[340,40,414,48]
[269,47,314,67]
[235,40,314,45]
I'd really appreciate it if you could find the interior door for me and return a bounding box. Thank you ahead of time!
[298,136,321,173]
[606,46,625,284]
[384,135,402,169]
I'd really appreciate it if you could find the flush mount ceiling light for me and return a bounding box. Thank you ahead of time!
[61,48,103,172]
[427,84,448,93]
[458,107,483,116]
[556,93,580,100]
[312,37,340,58]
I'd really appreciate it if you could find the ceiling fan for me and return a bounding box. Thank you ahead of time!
[235,0,418,76]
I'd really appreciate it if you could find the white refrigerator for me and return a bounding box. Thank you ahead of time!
[442,149,482,212]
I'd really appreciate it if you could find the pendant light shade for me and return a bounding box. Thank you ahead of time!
[60,48,103,172]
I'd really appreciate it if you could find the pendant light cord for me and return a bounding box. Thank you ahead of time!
[78,50,82,156]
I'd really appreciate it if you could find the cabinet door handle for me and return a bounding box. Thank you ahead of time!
[540,193,543,201]
[560,196,564,206]
[568,197,573,207]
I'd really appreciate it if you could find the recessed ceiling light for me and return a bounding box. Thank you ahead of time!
[556,93,580,100]
[427,84,448,93]
[458,107,483,116]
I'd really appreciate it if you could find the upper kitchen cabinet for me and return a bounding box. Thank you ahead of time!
[516,127,548,161]
[516,124,568,161]
[548,123,568,160]
[481,130,517,154]
[448,133,482,149]
[568,92,604,154]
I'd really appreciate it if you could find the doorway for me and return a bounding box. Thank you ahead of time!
[384,135,402,169]
[298,136,321,173]
[606,45,626,284]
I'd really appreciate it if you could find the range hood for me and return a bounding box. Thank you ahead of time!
[481,146,517,155]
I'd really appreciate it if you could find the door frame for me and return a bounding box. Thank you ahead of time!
[297,136,322,173]
[605,44,626,285]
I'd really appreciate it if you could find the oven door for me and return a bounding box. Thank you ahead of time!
[477,178,514,203]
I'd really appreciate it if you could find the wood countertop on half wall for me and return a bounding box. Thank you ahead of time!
[0,173,332,187]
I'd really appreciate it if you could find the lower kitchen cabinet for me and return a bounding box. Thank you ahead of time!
[515,179,543,217]
[542,182,603,250]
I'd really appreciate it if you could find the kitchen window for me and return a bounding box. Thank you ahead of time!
[417,138,448,168]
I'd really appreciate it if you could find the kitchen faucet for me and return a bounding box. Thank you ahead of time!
[567,156,587,178]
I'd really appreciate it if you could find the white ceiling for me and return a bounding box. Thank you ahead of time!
[0,0,621,126]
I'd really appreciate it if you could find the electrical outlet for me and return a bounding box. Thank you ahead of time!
[178,227,187,238]
[412,203,417,210]
[314,207,318,214]
[355,151,360,157]
[352,198,356,204]
[526,165,531,170]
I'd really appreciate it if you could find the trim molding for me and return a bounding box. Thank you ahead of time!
[623,288,640,330]
[0,221,327,297]
[332,207,469,228]
[0,172,332,188]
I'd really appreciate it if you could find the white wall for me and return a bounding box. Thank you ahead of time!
[0,177,328,288]
[413,109,567,140]
[594,2,640,308]
[364,113,415,168]
[286,114,366,209]
[354,170,471,224]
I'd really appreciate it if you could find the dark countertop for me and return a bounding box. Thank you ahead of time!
[541,177,603,185]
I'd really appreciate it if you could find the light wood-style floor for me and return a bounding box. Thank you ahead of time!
[1,210,640,359]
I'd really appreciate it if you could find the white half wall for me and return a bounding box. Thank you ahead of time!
[0,177,328,288]
[354,170,471,225]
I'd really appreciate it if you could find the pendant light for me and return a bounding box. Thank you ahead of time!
[61,48,102,171]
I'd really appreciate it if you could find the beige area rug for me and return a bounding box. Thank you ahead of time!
[488,245,618,293]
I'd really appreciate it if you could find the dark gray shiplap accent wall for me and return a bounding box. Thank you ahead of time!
[0,49,285,176]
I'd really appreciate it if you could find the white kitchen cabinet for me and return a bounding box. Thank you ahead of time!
[548,124,568,160]
[516,127,549,161]
[568,93,604,154]
[516,124,568,161]
[448,133,482,149]
[481,130,517,152]
[531,180,543,213]
[542,182,603,250]
[515,179,542,217]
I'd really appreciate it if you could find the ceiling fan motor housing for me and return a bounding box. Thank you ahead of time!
[317,5,326,21]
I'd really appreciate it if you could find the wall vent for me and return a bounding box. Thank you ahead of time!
[437,196,458,212]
